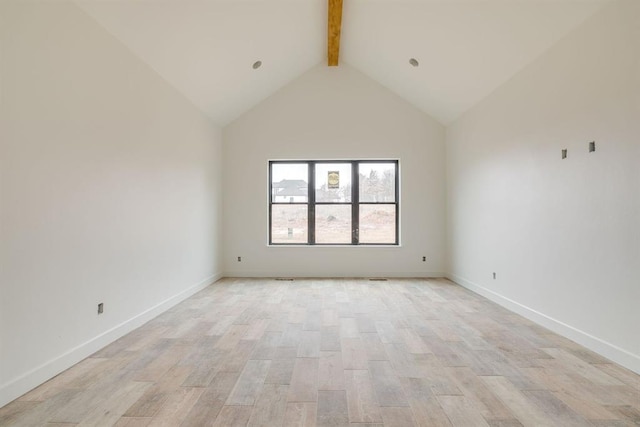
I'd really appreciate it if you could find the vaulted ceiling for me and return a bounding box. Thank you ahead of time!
[76,0,611,127]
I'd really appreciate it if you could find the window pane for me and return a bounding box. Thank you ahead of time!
[359,205,396,244]
[271,205,308,243]
[358,163,396,203]
[272,163,308,203]
[315,163,352,203]
[315,205,352,244]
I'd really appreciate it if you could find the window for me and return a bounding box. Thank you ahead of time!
[269,160,399,245]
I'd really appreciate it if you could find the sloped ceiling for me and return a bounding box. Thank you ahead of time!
[76,0,611,126]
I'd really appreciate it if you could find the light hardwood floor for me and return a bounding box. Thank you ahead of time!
[1,278,639,426]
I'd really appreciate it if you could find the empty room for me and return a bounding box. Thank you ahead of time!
[1,0,638,425]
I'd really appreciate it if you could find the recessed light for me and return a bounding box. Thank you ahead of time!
[252,60,262,70]
[409,58,419,67]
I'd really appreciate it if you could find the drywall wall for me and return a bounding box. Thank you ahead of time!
[446,0,639,372]
[223,64,446,277]
[0,2,223,406]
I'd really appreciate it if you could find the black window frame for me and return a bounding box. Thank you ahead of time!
[269,160,399,246]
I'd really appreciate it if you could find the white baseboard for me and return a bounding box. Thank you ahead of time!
[223,271,446,279]
[0,273,222,408]
[447,273,640,375]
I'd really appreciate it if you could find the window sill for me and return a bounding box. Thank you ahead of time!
[267,244,402,248]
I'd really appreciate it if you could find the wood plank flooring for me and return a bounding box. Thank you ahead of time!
[2,278,639,426]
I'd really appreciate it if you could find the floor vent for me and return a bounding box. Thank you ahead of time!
[369,278,388,281]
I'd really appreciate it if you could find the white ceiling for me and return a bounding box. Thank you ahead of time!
[76,0,611,126]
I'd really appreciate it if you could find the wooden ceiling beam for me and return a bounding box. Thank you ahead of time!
[328,0,343,66]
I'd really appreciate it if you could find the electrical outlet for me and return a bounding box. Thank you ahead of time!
[422,256,426,262]
[97,303,104,314]
[237,256,242,262]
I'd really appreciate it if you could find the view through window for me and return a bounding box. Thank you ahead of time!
[269,160,398,245]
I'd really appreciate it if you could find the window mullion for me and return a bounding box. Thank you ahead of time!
[352,161,359,245]
[308,161,315,245]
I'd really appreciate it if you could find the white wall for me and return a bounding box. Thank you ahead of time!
[0,2,223,406]
[446,0,639,372]
[223,64,446,277]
